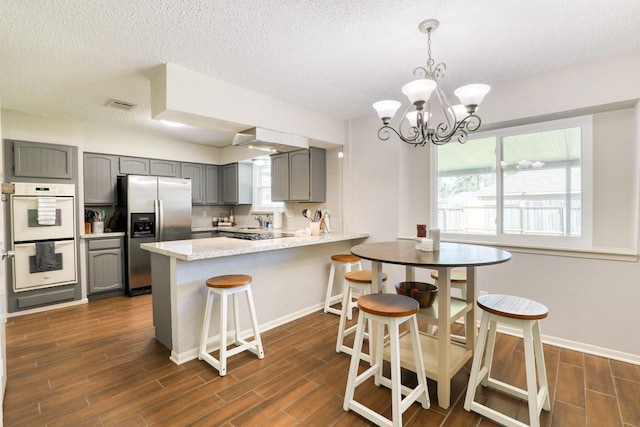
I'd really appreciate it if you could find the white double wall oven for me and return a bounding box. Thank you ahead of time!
[10,182,77,292]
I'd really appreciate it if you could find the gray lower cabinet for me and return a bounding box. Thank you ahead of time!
[87,238,124,295]
[119,156,150,175]
[271,148,326,202]
[12,140,73,179]
[150,159,180,177]
[223,163,252,205]
[181,162,205,204]
[84,153,118,205]
[191,232,212,239]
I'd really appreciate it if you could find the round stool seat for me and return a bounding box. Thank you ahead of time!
[358,293,419,317]
[331,254,361,263]
[206,274,252,289]
[430,270,467,283]
[345,270,388,284]
[478,294,548,320]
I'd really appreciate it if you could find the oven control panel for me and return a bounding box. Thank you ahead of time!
[131,213,155,238]
[12,182,76,196]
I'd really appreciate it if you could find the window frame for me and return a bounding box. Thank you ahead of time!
[431,115,593,250]
[251,158,284,215]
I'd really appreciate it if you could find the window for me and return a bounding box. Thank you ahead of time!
[252,157,284,213]
[434,116,592,249]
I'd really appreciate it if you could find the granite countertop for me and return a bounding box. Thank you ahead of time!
[80,232,125,239]
[140,232,369,261]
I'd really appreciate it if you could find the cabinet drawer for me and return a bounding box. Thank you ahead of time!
[88,238,121,250]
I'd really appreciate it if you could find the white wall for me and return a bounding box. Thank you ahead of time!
[346,51,640,360]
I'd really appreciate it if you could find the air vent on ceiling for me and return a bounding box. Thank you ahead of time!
[106,99,137,110]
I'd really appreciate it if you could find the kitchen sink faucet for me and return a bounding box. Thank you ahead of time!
[255,216,264,228]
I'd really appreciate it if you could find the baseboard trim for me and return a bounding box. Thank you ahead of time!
[494,323,640,366]
[7,298,89,318]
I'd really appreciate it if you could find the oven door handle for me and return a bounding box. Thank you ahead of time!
[2,250,15,260]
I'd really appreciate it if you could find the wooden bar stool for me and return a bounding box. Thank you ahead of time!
[324,254,362,316]
[336,270,387,361]
[344,293,430,427]
[464,294,550,427]
[198,274,264,376]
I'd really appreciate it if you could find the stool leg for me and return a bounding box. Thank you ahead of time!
[343,313,368,411]
[464,311,491,411]
[336,280,353,353]
[533,320,551,411]
[324,262,337,314]
[245,286,265,359]
[198,289,214,360]
[232,292,240,345]
[523,320,541,427]
[388,317,403,427]
[219,290,229,376]
[346,261,362,312]
[481,317,498,387]
[408,315,430,409]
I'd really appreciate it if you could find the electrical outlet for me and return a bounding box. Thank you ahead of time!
[202,210,207,218]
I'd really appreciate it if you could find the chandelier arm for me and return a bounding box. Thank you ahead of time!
[377,125,420,144]
[430,115,482,144]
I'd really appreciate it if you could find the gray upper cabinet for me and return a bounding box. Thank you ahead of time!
[273,148,326,202]
[223,163,252,205]
[181,162,205,204]
[150,159,180,177]
[13,140,73,179]
[270,153,289,202]
[119,156,150,175]
[205,165,222,205]
[84,153,118,205]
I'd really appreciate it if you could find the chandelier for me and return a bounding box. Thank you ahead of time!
[372,19,491,146]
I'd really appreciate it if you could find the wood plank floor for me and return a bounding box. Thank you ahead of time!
[3,295,639,426]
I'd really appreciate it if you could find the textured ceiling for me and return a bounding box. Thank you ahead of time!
[1,0,640,147]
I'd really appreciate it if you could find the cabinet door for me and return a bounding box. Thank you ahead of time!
[205,165,221,205]
[119,157,150,175]
[150,160,180,177]
[270,153,289,201]
[288,150,310,201]
[181,163,204,204]
[13,140,73,179]
[308,147,326,202]
[222,163,238,204]
[84,153,118,205]
[88,249,123,293]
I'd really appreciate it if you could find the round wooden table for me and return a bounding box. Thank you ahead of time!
[351,240,511,409]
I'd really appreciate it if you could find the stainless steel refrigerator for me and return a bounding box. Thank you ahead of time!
[119,175,192,295]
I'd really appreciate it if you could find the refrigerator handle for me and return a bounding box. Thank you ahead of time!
[155,199,163,242]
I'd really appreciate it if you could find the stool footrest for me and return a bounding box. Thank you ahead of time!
[468,401,530,427]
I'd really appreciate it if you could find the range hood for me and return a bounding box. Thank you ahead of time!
[232,127,309,153]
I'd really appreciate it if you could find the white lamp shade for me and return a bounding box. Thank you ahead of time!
[372,100,401,119]
[406,110,431,127]
[450,104,468,121]
[454,84,491,106]
[401,79,437,104]
[406,111,419,127]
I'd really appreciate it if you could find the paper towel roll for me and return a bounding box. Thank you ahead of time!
[272,211,283,229]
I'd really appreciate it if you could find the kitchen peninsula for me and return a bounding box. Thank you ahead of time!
[141,231,368,364]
